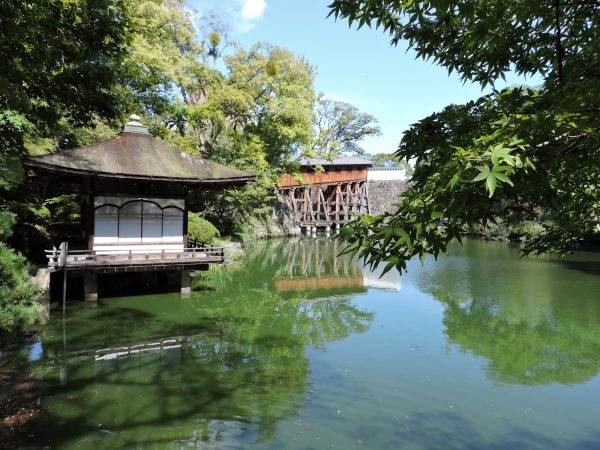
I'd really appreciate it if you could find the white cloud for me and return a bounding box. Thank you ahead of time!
[187,0,267,32]
[235,0,267,31]
[241,0,266,21]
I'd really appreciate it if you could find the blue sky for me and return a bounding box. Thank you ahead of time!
[188,0,537,155]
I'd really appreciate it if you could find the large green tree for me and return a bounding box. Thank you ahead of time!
[122,0,205,116]
[0,0,130,158]
[0,0,137,269]
[329,0,600,273]
[310,97,380,157]
[188,43,318,235]
[225,43,317,166]
[0,0,210,257]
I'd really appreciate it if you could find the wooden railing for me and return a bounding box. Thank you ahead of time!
[280,169,368,189]
[45,244,224,271]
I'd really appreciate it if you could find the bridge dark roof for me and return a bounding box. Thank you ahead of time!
[298,156,372,167]
[368,167,405,171]
[23,131,254,186]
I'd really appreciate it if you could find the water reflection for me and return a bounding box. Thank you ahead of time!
[23,238,375,448]
[408,238,600,386]
[266,237,401,297]
[14,237,600,449]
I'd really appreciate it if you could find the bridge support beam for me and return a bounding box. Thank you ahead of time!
[282,180,369,231]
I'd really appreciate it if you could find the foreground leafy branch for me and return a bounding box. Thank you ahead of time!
[331,0,599,272]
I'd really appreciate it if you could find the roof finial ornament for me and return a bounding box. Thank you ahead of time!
[123,113,149,134]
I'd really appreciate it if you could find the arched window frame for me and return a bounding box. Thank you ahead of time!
[94,200,185,243]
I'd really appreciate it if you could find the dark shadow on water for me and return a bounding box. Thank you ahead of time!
[553,259,600,276]
[97,271,182,298]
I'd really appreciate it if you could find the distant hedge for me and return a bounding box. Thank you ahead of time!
[188,212,220,246]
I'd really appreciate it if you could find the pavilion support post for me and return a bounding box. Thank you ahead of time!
[183,187,189,248]
[309,186,317,223]
[289,189,299,223]
[83,271,98,303]
[326,186,336,223]
[181,270,191,295]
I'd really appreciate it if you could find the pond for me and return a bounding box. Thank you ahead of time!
[7,237,600,449]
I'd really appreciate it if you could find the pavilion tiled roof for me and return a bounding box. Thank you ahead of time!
[23,129,254,186]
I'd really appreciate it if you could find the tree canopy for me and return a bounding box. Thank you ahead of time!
[0,0,130,156]
[328,0,597,85]
[330,0,600,273]
[311,97,380,157]
[225,43,317,165]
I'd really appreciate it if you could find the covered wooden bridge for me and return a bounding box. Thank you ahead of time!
[279,157,372,234]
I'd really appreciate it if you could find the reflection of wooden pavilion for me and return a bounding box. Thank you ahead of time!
[22,116,254,300]
[279,157,372,233]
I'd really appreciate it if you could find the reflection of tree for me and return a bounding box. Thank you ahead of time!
[443,298,600,385]
[25,238,374,448]
[410,240,600,386]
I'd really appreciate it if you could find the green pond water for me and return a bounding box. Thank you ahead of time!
[8,237,600,449]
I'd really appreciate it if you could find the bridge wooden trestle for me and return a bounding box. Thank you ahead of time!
[279,157,373,233]
[282,181,370,229]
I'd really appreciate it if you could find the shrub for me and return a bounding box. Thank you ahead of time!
[510,220,545,240]
[188,212,220,246]
[0,211,43,333]
[192,264,233,291]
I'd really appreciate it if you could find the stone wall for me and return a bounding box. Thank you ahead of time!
[246,196,301,239]
[368,180,409,216]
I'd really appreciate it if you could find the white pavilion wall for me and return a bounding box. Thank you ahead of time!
[93,196,185,253]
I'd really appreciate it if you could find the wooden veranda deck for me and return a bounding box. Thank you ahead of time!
[46,246,224,273]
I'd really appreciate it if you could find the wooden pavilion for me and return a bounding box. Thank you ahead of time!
[22,115,254,300]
